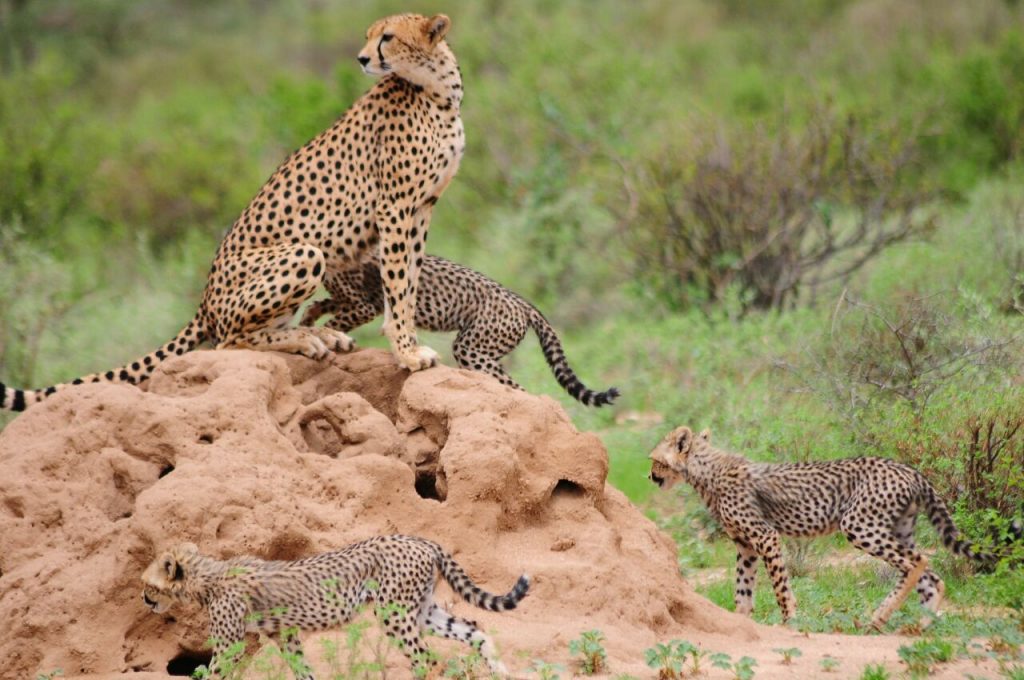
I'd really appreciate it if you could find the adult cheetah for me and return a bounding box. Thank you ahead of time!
[0,12,463,412]
[301,255,620,406]
[649,425,1017,629]
[141,535,529,679]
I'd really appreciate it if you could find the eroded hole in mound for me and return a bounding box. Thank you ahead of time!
[4,497,25,519]
[158,464,175,478]
[552,479,585,498]
[264,531,313,561]
[415,473,442,501]
[167,649,212,676]
[197,433,215,444]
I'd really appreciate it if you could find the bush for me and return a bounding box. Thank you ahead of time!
[620,104,934,313]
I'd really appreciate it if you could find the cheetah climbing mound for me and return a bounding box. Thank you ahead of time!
[0,350,991,679]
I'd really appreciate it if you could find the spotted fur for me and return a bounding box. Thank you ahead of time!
[1,13,464,412]
[301,255,620,406]
[141,535,529,679]
[648,426,1012,629]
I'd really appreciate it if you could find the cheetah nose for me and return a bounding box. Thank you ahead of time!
[357,55,370,67]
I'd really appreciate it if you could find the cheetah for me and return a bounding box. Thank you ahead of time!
[141,535,529,679]
[301,255,620,406]
[648,425,1014,629]
[0,13,464,413]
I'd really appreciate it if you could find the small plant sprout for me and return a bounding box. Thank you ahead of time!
[529,659,564,680]
[569,630,608,676]
[674,640,707,675]
[859,663,891,680]
[710,652,757,680]
[820,655,840,673]
[644,642,684,679]
[773,647,802,665]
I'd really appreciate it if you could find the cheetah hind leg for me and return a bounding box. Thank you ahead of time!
[421,603,509,678]
[452,327,523,391]
[870,554,928,631]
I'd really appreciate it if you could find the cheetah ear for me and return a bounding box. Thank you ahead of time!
[179,542,199,555]
[699,428,711,443]
[676,426,693,454]
[163,556,184,582]
[425,14,450,46]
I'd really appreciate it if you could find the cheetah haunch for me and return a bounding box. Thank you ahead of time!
[141,535,529,679]
[302,255,620,406]
[649,426,1007,630]
[1,12,464,412]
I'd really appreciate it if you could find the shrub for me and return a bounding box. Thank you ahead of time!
[619,104,934,313]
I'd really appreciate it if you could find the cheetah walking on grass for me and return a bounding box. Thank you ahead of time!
[649,426,1016,629]
[141,535,529,679]
[1,12,464,412]
[302,255,620,406]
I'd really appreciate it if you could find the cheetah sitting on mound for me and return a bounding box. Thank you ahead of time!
[649,426,1015,629]
[1,12,464,413]
[141,535,529,679]
[302,255,620,406]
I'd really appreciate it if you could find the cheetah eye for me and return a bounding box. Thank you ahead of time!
[380,33,394,43]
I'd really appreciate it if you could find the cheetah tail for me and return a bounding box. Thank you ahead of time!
[921,476,1007,563]
[527,307,620,407]
[437,550,530,612]
[0,312,207,413]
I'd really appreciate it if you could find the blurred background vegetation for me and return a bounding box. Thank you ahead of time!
[1,0,1023,555]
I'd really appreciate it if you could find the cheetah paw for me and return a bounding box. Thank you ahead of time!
[296,336,331,361]
[398,345,440,372]
[310,327,355,353]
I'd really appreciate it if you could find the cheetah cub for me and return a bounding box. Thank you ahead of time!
[2,13,464,412]
[649,426,1009,629]
[302,255,620,406]
[141,535,529,679]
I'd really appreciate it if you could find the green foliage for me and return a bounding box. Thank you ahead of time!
[897,639,954,678]
[710,652,757,680]
[645,640,709,679]
[529,659,564,680]
[34,671,63,680]
[772,647,802,665]
[858,664,891,680]
[819,655,840,673]
[568,630,607,676]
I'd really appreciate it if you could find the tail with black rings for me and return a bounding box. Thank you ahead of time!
[527,307,619,408]
[0,312,206,413]
[437,549,530,612]
[919,474,1020,563]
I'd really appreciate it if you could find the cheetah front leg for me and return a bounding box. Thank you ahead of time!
[376,200,438,371]
[274,628,314,680]
[749,528,797,621]
[733,544,759,616]
[207,244,354,359]
[206,601,246,678]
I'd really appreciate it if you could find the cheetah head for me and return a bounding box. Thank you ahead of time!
[357,14,453,83]
[648,426,711,490]
[141,542,199,614]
